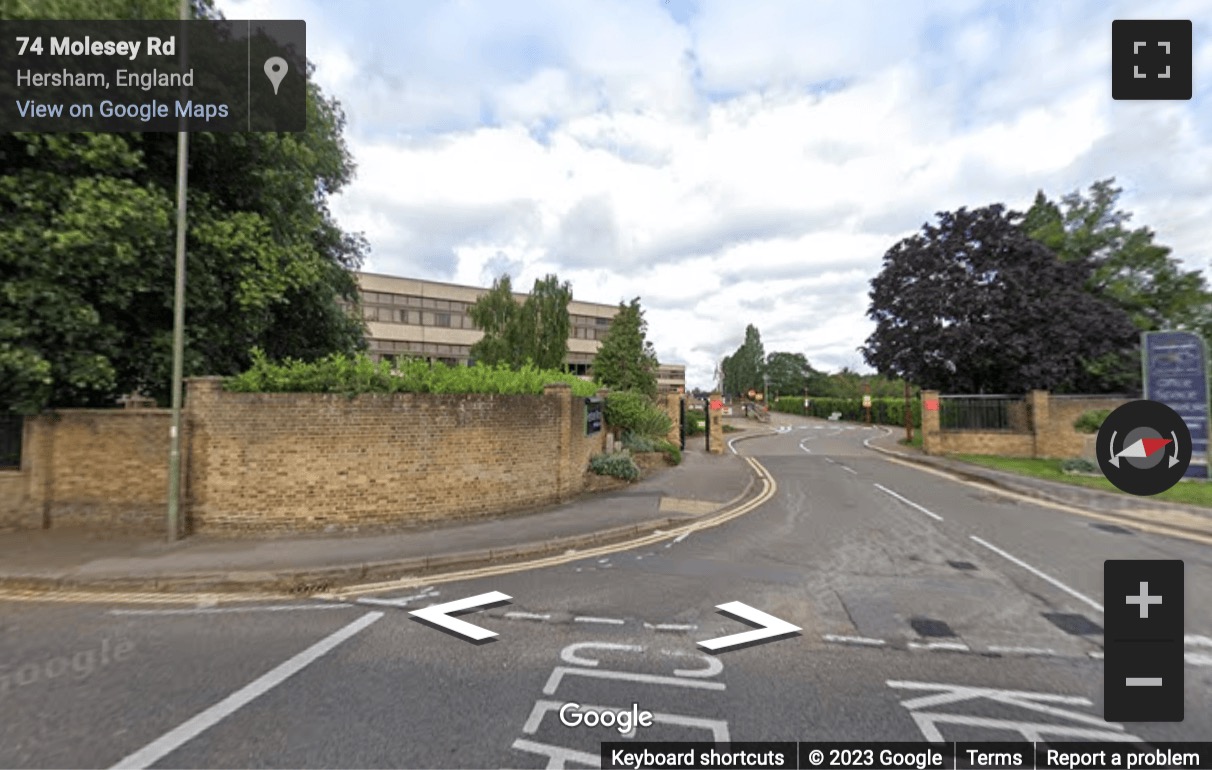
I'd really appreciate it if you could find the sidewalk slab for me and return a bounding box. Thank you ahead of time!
[0,443,757,594]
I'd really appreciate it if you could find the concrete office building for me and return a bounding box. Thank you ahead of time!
[355,272,685,392]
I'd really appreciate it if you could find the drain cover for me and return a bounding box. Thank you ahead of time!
[910,617,957,637]
[948,560,978,571]
[1042,612,1103,636]
[1091,523,1135,535]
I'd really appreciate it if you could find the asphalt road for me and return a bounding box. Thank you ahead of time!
[2,417,1209,768]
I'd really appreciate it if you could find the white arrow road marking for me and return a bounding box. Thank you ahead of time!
[409,591,511,641]
[697,601,801,652]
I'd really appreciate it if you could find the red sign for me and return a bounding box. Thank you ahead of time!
[925,399,940,412]
[710,400,723,411]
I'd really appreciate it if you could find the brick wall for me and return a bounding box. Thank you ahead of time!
[921,390,1127,459]
[6,380,607,534]
[184,378,606,534]
[16,410,173,532]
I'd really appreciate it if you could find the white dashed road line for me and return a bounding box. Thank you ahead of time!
[908,641,970,652]
[823,634,886,647]
[505,612,552,621]
[573,616,626,625]
[986,645,1058,657]
[108,611,383,770]
[969,535,1105,614]
[873,483,944,522]
[840,465,858,475]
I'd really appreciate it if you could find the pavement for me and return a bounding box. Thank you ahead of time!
[0,440,759,595]
[2,414,1208,597]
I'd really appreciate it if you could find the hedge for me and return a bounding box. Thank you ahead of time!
[772,395,921,428]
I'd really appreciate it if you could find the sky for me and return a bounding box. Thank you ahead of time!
[217,0,1212,391]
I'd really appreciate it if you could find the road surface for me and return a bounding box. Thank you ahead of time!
[2,416,1209,768]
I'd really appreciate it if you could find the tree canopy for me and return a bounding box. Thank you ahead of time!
[862,204,1138,394]
[720,324,766,396]
[1023,178,1212,392]
[0,0,367,414]
[592,297,658,397]
[467,273,571,370]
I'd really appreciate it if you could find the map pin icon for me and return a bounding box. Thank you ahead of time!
[264,57,288,95]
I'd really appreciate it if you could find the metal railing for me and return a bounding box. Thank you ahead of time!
[0,414,22,469]
[938,395,1032,433]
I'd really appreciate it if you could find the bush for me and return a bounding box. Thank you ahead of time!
[1073,409,1111,435]
[772,394,922,429]
[622,432,659,452]
[685,411,704,436]
[655,439,682,465]
[1061,457,1098,474]
[589,450,640,481]
[225,348,600,397]
[605,390,673,438]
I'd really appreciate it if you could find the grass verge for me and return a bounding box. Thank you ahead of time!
[952,454,1211,508]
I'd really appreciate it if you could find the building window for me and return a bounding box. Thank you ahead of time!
[435,313,451,327]
[596,317,611,326]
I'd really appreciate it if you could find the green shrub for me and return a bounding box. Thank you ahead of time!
[1073,409,1111,435]
[622,432,658,452]
[685,412,704,436]
[655,439,682,465]
[225,348,600,397]
[589,451,640,481]
[605,390,673,438]
[1061,457,1098,474]
[772,394,922,428]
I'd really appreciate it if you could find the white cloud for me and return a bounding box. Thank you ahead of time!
[218,0,1211,390]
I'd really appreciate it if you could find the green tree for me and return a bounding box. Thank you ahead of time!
[468,273,572,369]
[467,275,524,366]
[520,274,572,370]
[1024,179,1212,392]
[593,298,658,397]
[764,352,817,397]
[0,0,366,414]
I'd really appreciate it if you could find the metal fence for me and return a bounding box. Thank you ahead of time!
[0,413,22,469]
[938,395,1032,433]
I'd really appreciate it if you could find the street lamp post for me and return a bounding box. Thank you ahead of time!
[166,0,190,541]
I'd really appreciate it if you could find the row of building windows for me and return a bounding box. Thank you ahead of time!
[358,292,614,329]
[363,303,611,339]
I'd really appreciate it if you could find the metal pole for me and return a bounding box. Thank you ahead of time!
[904,379,913,444]
[167,0,190,541]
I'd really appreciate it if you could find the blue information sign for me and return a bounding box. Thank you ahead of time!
[1143,331,1209,478]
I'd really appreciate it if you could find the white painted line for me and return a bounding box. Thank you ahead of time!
[840,465,858,475]
[672,531,690,544]
[356,590,440,608]
[873,483,944,521]
[108,612,382,770]
[108,604,354,616]
[573,616,625,625]
[512,739,602,769]
[644,623,699,632]
[986,645,1057,656]
[823,634,886,647]
[597,558,610,564]
[908,641,970,652]
[504,612,551,621]
[969,535,1105,614]
[798,442,812,454]
[1089,651,1105,660]
[1186,634,1212,648]
[1125,677,1163,687]
[1186,652,1212,666]
[824,457,836,464]
[543,666,726,695]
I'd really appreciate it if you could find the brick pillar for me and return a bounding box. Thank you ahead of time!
[708,392,724,454]
[544,383,574,500]
[921,390,941,455]
[665,392,681,445]
[1029,389,1050,459]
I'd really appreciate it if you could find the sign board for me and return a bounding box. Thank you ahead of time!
[710,400,723,411]
[804,398,811,408]
[924,399,940,412]
[862,395,872,408]
[1143,331,1208,478]
[584,397,603,436]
